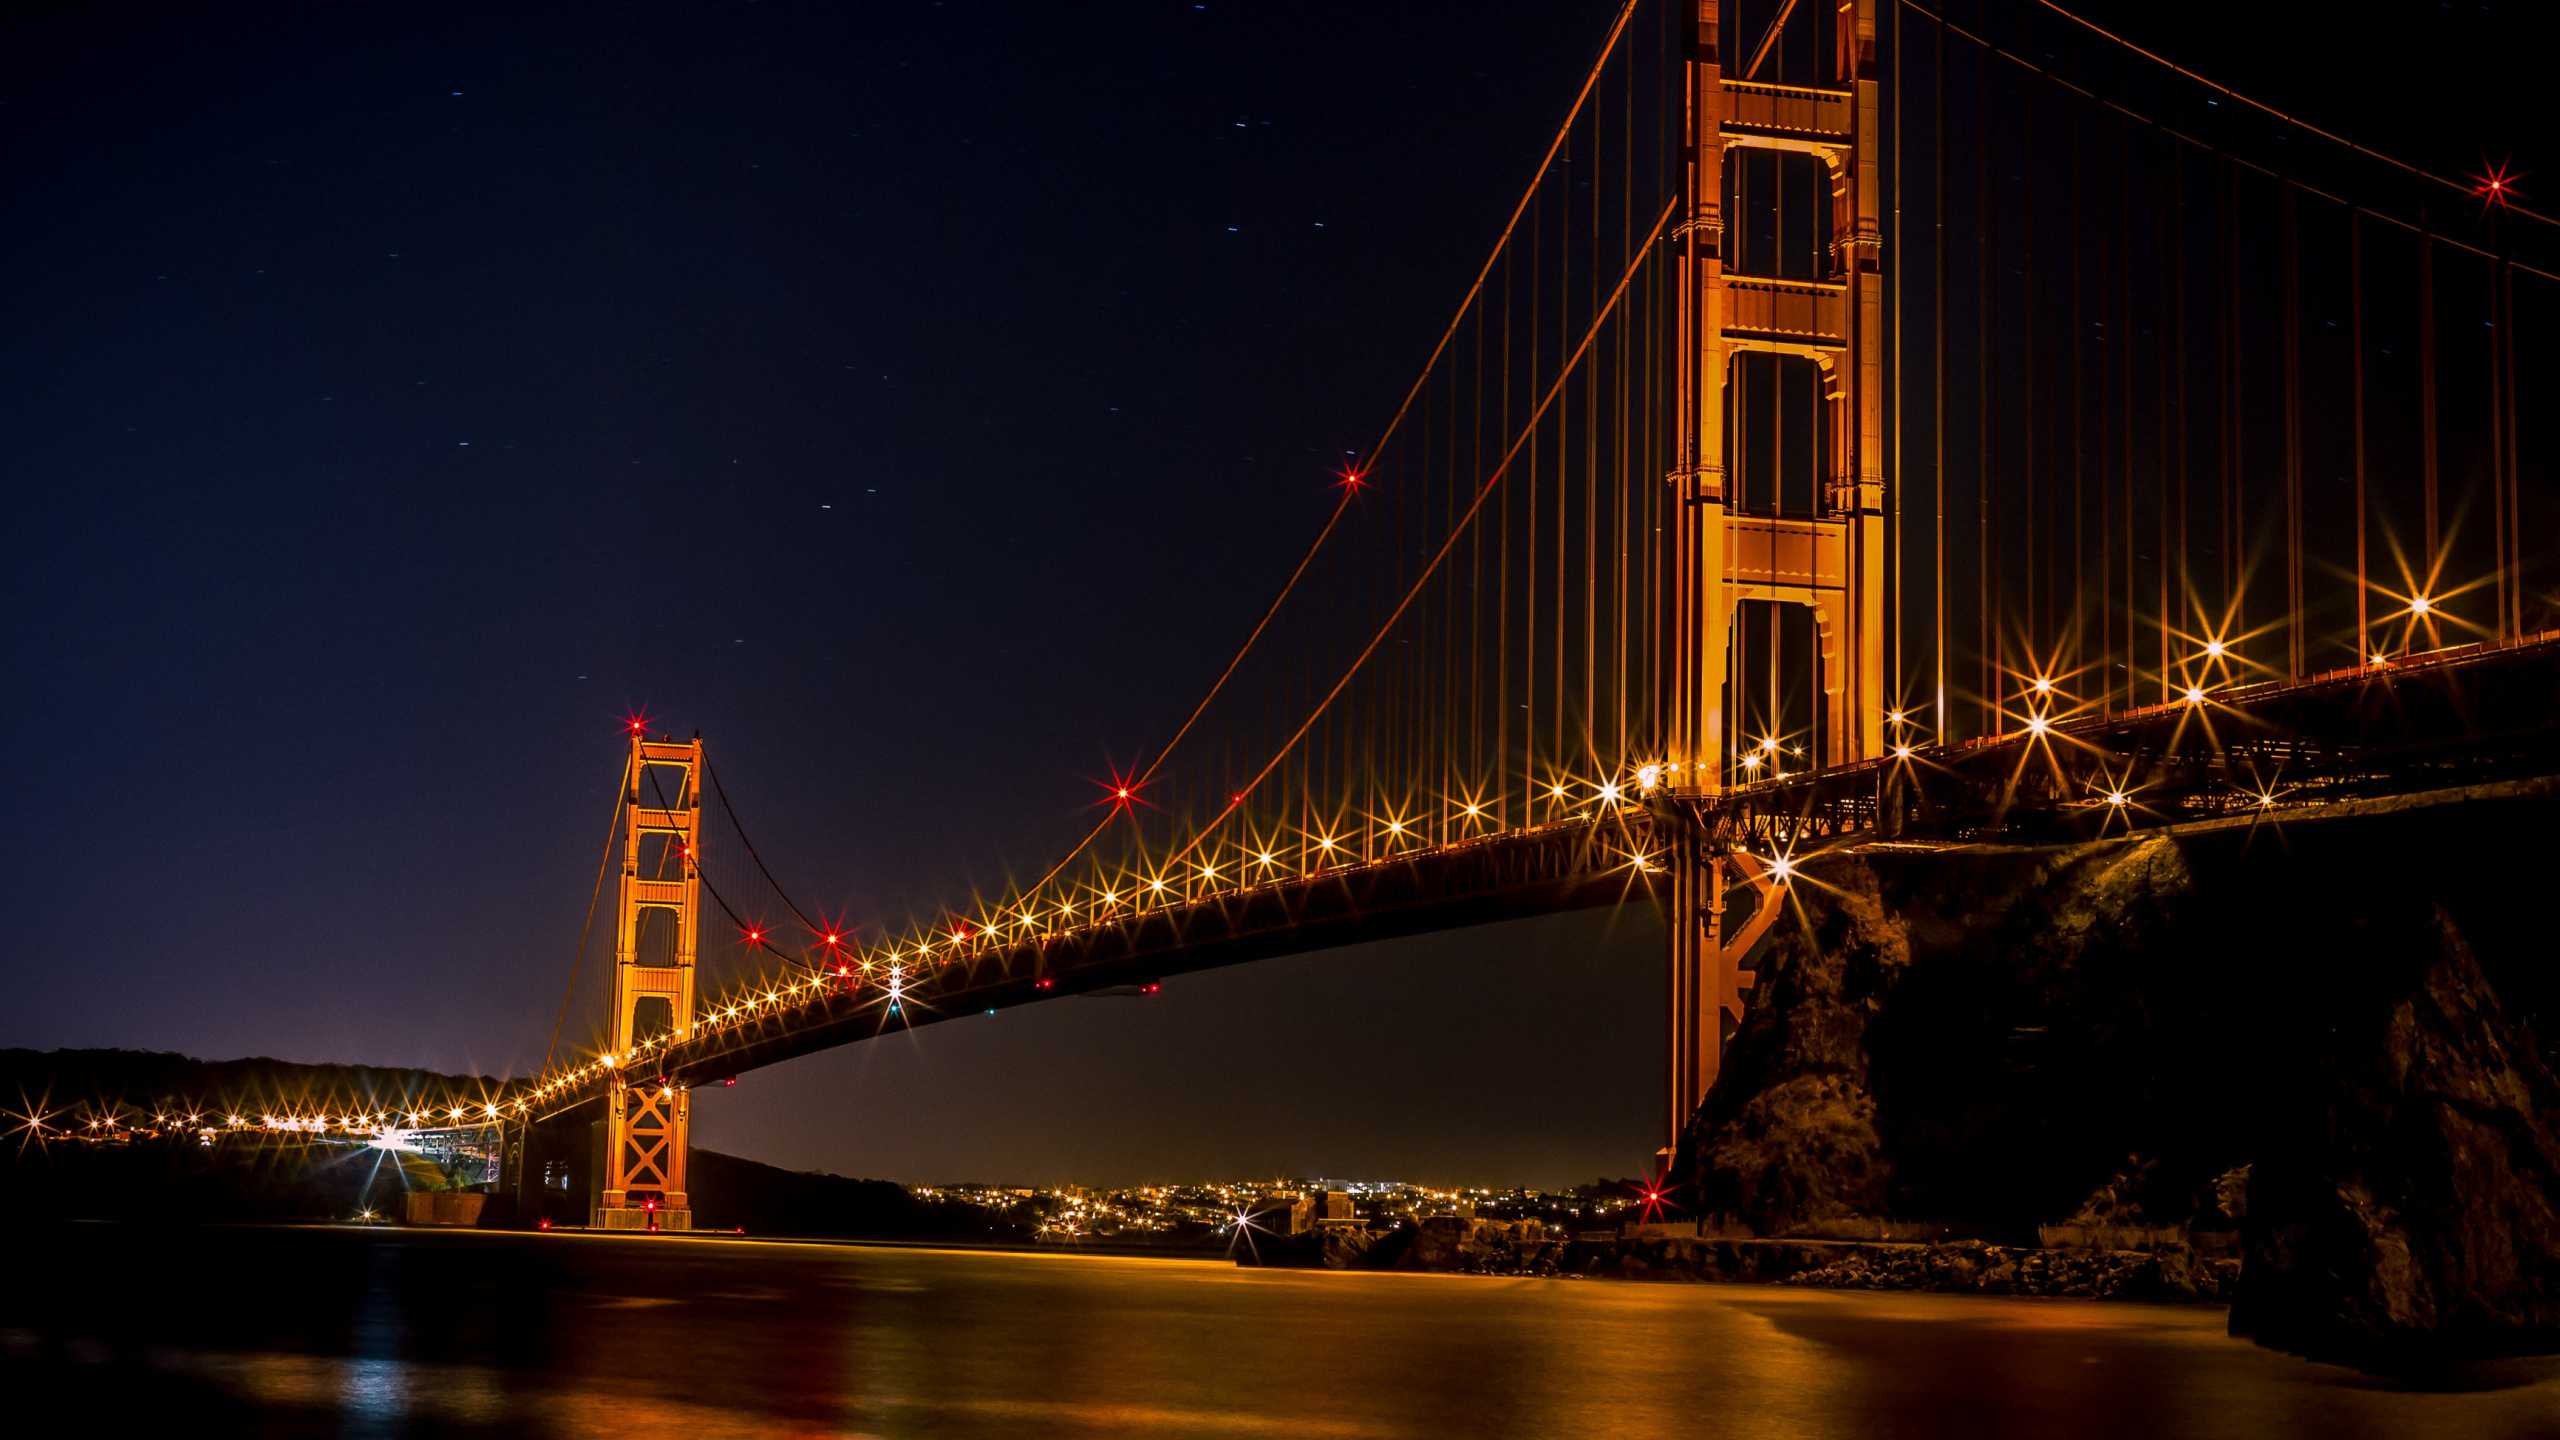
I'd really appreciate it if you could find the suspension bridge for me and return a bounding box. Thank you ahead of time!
[480,0,2556,1231]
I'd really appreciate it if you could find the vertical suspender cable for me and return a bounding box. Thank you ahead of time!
[1932,11,1947,740]
[2351,208,2369,662]
[2282,183,2304,676]
[544,752,633,1074]
[1977,35,1995,727]
[2155,135,2173,701]
[2500,256,2519,641]
[2420,226,2439,567]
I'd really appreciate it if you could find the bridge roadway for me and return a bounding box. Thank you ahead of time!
[531,631,2560,1120]
[531,817,1663,1119]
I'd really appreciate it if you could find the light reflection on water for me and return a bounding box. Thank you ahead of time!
[6,1226,2559,1438]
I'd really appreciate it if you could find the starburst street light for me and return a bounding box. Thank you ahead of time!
[2408,596,2434,616]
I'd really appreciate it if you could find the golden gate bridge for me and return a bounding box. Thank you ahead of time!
[272,0,2558,1231]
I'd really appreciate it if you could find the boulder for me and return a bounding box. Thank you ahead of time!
[2232,903,2560,1371]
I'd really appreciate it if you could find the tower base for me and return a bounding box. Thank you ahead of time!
[592,1206,691,1232]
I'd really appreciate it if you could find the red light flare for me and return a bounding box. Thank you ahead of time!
[1335,464,1369,492]
[812,911,855,954]
[621,709,653,737]
[1630,1159,1685,1225]
[1091,766,1153,814]
[739,922,770,950]
[2472,158,2528,218]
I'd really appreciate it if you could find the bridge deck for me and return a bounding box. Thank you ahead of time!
[527,632,2560,1117]
[531,820,1659,1116]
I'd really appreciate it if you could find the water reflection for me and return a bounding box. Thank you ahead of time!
[4,1225,2556,1438]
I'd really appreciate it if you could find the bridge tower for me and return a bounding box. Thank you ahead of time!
[594,734,703,1231]
[1665,0,1888,1152]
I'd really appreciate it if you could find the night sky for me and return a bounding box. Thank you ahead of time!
[4,1,2536,1188]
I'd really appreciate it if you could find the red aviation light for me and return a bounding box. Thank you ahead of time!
[2472,159,2528,216]
[1096,769,1147,813]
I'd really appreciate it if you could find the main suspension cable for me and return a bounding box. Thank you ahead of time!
[541,750,632,1074]
[1165,196,1682,868]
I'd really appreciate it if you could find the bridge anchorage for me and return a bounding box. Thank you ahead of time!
[506,0,2553,1213]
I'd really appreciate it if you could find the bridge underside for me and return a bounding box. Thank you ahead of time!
[539,822,1664,1111]
[530,634,2560,1122]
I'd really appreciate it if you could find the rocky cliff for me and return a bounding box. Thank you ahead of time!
[1674,781,2560,1371]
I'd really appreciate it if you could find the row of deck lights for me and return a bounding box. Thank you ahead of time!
[568,612,2427,1089]
[1865,597,2445,761]
[528,765,1711,1095]
[56,1105,507,1135]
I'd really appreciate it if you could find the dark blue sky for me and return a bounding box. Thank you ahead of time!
[3,0,2532,1186]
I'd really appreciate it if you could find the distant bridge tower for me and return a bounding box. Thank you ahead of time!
[1666,0,1888,1150]
[595,735,703,1231]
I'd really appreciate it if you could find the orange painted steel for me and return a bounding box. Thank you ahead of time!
[595,735,702,1232]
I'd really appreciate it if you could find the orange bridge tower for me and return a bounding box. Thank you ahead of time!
[1665,0,1889,1152]
[594,735,703,1230]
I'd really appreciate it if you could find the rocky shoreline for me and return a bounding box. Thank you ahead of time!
[1241,1216,2241,1304]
